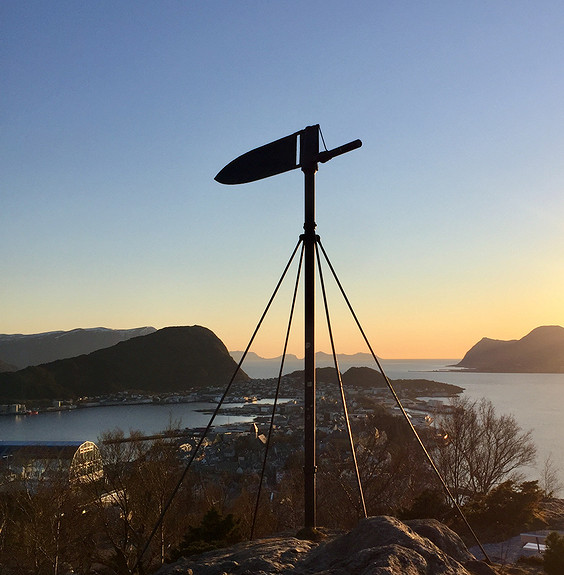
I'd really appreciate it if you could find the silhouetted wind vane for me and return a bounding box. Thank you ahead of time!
[216,124,361,533]
[215,126,361,185]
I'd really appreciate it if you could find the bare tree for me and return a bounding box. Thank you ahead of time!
[539,453,563,498]
[87,427,195,573]
[0,463,97,574]
[434,397,536,503]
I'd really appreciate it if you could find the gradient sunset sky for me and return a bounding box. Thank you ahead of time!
[2,2,564,359]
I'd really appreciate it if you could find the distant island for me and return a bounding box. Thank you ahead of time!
[453,325,564,372]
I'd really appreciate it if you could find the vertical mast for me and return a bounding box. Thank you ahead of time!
[300,125,319,530]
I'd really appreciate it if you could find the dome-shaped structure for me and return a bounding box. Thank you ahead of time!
[69,441,103,484]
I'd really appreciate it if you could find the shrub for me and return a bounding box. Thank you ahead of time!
[461,480,544,541]
[544,531,564,575]
[517,554,543,566]
[170,508,242,560]
[398,489,452,522]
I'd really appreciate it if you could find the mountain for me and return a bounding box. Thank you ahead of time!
[0,326,157,370]
[0,359,17,373]
[0,326,249,401]
[229,351,379,379]
[454,325,564,372]
[283,365,387,387]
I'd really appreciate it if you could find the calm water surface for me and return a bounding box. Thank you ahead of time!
[0,402,257,443]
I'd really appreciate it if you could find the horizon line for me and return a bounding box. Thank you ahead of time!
[229,351,461,361]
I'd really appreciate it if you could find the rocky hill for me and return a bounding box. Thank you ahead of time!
[156,516,497,575]
[0,326,249,401]
[0,326,156,370]
[454,325,564,372]
[282,366,387,387]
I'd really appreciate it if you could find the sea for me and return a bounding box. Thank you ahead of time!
[1,359,562,489]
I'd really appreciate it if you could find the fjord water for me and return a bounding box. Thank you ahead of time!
[0,402,256,443]
[0,360,562,488]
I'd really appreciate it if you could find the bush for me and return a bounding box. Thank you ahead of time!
[170,508,242,560]
[544,531,564,575]
[517,554,543,566]
[398,489,452,522]
[461,480,544,541]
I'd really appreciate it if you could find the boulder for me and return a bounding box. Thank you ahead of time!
[301,516,474,574]
[405,518,474,562]
[156,516,495,575]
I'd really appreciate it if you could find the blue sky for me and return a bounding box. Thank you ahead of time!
[2,1,564,358]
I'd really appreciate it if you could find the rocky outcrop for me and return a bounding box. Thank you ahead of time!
[157,516,496,575]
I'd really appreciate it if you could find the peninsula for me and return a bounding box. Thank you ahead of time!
[453,325,564,372]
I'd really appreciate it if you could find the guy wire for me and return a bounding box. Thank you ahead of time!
[315,239,367,519]
[251,241,305,539]
[316,238,492,565]
[133,238,303,572]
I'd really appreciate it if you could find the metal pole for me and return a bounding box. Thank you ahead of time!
[300,125,319,530]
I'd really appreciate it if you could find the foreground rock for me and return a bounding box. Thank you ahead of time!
[157,516,496,575]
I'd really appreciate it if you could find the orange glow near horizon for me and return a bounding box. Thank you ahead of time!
[5,301,562,361]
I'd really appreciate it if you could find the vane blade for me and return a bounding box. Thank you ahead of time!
[215,132,299,185]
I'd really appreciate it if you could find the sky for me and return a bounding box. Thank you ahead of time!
[2,1,564,359]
